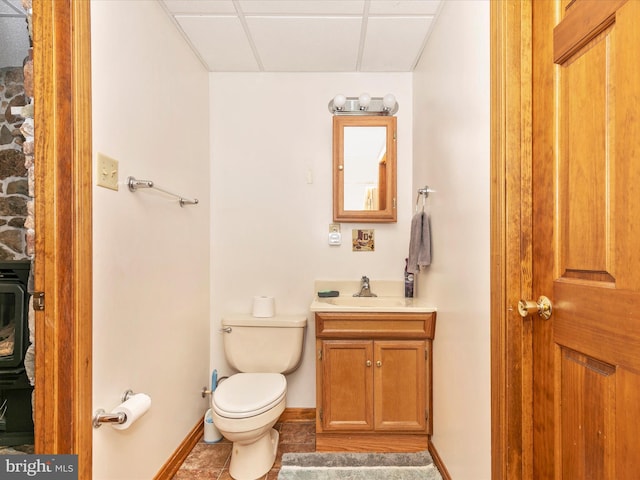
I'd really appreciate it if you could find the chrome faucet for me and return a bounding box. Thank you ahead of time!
[354,276,377,297]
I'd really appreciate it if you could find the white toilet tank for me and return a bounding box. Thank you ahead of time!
[221,314,307,374]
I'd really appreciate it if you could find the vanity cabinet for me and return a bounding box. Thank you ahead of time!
[315,311,436,452]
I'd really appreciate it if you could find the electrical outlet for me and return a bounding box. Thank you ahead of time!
[97,153,119,190]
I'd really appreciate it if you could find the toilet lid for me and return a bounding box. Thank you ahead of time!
[212,373,286,419]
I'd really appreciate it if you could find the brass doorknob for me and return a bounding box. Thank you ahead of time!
[366,360,372,367]
[376,361,382,367]
[517,296,552,320]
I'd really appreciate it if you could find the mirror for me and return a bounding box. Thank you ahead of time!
[333,116,397,222]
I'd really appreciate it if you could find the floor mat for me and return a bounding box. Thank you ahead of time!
[277,450,443,480]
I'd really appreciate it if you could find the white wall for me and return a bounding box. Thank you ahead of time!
[209,73,413,406]
[413,1,491,479]
[91,1,210,479]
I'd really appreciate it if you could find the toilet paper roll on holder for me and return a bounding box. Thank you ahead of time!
[93,389,136,428]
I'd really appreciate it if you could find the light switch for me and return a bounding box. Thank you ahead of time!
[328,223,341,246]
[97,153,119,191]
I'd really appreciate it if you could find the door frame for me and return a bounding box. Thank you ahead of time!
[33,1,93,479]
[30,1,528,478]
[490,1,534,480]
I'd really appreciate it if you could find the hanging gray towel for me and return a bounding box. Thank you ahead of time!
[407,211,431,274]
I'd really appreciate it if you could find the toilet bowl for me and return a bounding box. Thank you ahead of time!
[212,373,287,480]
[212,314,306,480]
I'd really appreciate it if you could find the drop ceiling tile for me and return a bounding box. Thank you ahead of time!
[162,0,236,14]
[1,0,24,13]
[246,16,362,71]
[0,0,24,16]
[175,15,260,71]
[239,1,364,15]
[361,16,433,71]
[368,0,441,15]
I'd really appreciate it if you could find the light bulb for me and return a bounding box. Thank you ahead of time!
[382,93,396,111]
[358,93,371,110]
[333,94,346,110]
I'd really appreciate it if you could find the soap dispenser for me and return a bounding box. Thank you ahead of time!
[404,258,415,298]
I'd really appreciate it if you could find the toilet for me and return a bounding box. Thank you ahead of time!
[212,314,307,480]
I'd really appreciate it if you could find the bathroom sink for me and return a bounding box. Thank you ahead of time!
[310,295,435,313]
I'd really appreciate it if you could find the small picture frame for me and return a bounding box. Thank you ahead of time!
[352,229,374,252]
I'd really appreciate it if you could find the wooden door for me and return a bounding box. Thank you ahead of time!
[320,340,373,431]
[532,0,640,478]
[374,340,426,432]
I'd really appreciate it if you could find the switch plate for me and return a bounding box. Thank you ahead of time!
[328,223,341,246]
[97,153,119,190]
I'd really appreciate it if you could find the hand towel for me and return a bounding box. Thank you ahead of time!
[407,211,431,274]
[418,212,431,268]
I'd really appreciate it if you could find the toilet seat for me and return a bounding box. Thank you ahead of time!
[213,373,286,419]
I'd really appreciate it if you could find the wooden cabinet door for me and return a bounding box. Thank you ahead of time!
[374,340,427,432]
[321,340,374,431]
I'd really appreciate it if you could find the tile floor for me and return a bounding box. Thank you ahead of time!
[172,420,316,480]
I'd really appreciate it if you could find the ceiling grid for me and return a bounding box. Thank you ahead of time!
[160,0,443,72]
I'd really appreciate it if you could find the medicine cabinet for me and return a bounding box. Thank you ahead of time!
[333,116,397,223]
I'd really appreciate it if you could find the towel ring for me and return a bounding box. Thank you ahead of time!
[415,186,435,212]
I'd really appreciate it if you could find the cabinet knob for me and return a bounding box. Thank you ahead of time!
[366,360,372,367]
[376,361,382,367]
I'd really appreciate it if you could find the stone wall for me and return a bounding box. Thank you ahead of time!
[0,62,33,260]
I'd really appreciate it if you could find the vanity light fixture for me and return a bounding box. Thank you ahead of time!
[382,94,397,111]
[328,93,398,116]
[332,94,347,111]
[358,93,371,110]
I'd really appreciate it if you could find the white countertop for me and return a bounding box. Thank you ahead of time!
[310,296,436,313]
[310,280,436,313]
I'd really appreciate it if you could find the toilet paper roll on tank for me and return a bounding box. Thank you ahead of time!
[252,296,275,318]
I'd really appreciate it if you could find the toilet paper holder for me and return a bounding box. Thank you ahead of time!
[92,389,136,428]
[201,376,228,398]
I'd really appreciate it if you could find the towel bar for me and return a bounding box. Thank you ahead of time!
[127,176,198,207]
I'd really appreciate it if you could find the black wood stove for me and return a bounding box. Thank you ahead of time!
[0,260,33,445]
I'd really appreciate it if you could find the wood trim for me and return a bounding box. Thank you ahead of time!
[531,3,559,477]
[315,433,428,453]
[490,1,534,480]
[154,417,205,480]
[278,408,316,423]
[553,0,627,63]
[428,439,452,480]
[32,0,93,477]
